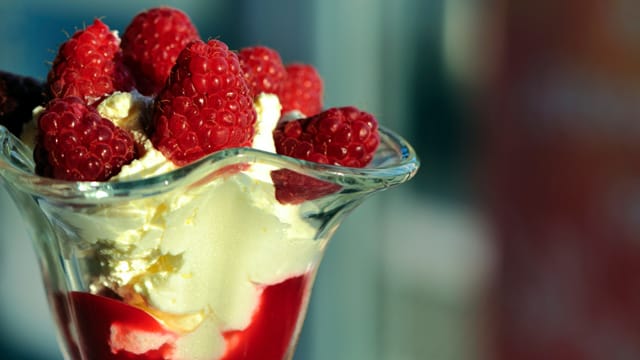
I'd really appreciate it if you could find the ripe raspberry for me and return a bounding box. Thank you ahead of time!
[151,39,257,166]
[272,106,380,204]
[122,7,200,96]
[276,63,323,117]
[0,71,48,136]
[34,96,137,181]
[274,106,379,167]
[238,46,286,97]
[47,19,134,105]
[270,170,342,205]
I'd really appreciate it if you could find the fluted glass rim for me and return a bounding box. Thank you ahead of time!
[0,125,419,201]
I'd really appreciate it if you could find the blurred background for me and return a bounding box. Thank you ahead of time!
[1,0,638,360]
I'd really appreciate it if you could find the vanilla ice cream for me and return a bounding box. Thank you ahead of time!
[41,90,323,359]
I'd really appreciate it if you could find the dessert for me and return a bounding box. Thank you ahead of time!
[0,6,388,360]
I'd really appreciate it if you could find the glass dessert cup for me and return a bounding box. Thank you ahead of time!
[0,125,418,360]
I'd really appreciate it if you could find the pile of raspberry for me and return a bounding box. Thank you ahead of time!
[0,7,379,203]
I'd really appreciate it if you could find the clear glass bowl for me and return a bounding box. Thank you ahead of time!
[0,125,419,360]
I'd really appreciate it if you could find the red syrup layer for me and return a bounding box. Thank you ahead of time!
[55,274,309,360]
[222,274,309,360]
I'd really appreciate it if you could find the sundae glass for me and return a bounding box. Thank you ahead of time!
[0,7,418,360]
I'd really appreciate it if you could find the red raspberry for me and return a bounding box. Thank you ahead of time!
[34,97,137,181]
[276,64,323,117]
[270,170,343,205]
[47,19,134,105]
[122,7,200,96]
[0,71,48,136]
[238,46,287,97]
[151,39,257,166]
[274,106,379,167]
[272,106,380,204]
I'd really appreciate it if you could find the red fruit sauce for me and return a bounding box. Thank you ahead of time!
[55,275,309,360]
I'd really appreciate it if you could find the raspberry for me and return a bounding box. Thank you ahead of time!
[274,106,379,167]
[34,96,137,181]
[270,170,342,205]
[238,46,286,97]
[272,106,379,203]
[47,19,134,105]
[122,7,200,96]
[151,39,256,166]
[276,63,323,117]
[0,71,48,136]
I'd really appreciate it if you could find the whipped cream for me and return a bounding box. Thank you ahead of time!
[96,91,178,181]
[252,93,281,153]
